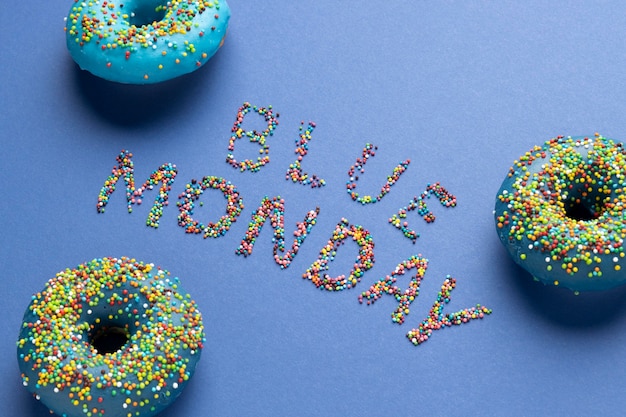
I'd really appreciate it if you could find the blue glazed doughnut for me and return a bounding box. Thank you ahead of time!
[17,257,205,417]
[65,0,230,84]
[494,134,626,292]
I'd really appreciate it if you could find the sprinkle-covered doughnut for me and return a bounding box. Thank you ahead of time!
[65,0,231,84]
[17,257,205,417]
[494,134,626,292]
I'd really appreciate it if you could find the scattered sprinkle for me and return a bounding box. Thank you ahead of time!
[359,255,428,324]
[346,143,410,204]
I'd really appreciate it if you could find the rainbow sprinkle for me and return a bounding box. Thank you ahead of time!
[359,255,492,345]
[359,255,428,324]
[67,0,224,57]
[406,278,492,346]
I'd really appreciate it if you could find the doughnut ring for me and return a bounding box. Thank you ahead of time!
[495,134,626,292]
[17,257,205,417]
[65,0,231,84]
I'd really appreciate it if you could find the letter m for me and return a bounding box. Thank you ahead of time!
[96,150,177,228]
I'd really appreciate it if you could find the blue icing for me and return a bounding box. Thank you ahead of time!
[66,0,230,84]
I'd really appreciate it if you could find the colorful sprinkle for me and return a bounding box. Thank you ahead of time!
[495,134,626,291]
[67,1,223,50]
[359,255,428,324]
[66,0,230,84]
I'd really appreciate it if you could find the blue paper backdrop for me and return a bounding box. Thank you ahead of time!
[3,1,626,416]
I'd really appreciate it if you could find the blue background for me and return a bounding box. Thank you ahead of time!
[3,1,626,416]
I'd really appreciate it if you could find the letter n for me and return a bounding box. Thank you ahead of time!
[235,196,319,269]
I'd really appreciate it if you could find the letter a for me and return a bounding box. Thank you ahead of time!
[359,255,429,324]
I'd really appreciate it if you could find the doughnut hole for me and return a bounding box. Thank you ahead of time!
[562,175,611,221]
[80,285,150,355]
[565,200,595,221]
[128,2,167,27]
[88,320,132,354]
